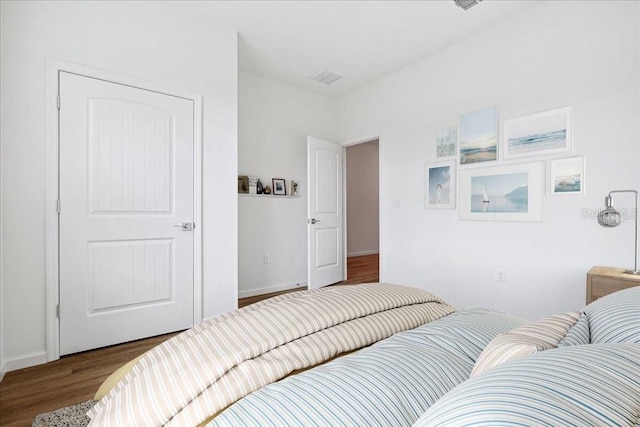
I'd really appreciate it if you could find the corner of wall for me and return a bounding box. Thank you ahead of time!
[0,0,5,383]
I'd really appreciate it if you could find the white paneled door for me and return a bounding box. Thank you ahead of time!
[59,72,195,355]
[307,137,344,289]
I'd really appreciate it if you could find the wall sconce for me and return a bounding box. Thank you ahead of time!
[597,190,639,275]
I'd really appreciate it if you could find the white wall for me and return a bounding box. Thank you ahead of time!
[346,140,380,256]
[238,72,336,297]
[0,1,238,372]
[337,1,640,320]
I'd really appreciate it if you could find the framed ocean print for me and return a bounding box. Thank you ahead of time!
[459,161,545,222]
[459,106,498,165]
[425,160,456,210]
[502,106,572,159]
[550,156,584,195]
[436,127,457,158]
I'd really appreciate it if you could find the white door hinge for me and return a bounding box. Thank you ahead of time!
[56,95,61,110]
[56,304,60,318]
[57,199,61,214]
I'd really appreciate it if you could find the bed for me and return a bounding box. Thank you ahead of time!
[87,283,640,426]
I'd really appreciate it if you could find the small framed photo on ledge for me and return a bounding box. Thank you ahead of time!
[272,178,286,195]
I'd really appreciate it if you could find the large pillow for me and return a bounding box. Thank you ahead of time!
[415,344,640,427]
[584,285,640,344]
[470,311,580,377]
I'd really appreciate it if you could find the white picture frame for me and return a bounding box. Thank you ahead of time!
[502,106,573,160]
[459,161,545,222]
[550,156,584,195]
[436,127,457,158]
[424,160,456,210]
[459,106,498,165]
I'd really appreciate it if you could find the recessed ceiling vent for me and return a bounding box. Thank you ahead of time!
[454,0,483,11]
[309,71,343,86]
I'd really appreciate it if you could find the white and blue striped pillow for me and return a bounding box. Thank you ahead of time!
[557,312,590,346]
[470,311,581,376]
[584,286,640,344]
[415,343,640,427]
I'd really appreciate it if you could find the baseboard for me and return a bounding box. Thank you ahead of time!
[347,250,379,257]
[1,351,48,373]
[238,281,307,299]
[0,366,5,383]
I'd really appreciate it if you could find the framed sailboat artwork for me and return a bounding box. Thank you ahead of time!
[459,162,545,222]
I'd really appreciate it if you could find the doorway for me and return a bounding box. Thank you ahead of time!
[345,139,380,283]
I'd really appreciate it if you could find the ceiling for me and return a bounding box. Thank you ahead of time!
[196,1,544,98]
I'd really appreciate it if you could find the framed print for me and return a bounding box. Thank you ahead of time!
[459,106,498,165]
[272,178,286,195]
[551,156,584,195]
[503,106,572,159]
[290,180,299,196]
[459,161,545,222]
[436,127,457,158]
[237,175,249,193]
[425,160,456,210]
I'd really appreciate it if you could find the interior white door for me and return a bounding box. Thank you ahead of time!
[59,72,195,355]
[307,137,344,289]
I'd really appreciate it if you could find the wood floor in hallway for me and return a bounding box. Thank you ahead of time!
[0,254,379,426]
[239,253,379,306]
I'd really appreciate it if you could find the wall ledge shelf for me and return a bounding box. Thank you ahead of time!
[238,193,300,199]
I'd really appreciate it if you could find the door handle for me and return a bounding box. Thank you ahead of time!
[174,222,195,231]
[309,218,321,225]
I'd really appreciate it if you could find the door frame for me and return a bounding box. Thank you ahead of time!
[45,60,203,362]
[341,135,383,282]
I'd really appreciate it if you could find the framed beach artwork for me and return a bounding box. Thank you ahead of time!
[459,106,498,165]
[550,156,584,195]
[503,106,572,159]
[424,160,456,210]
[459,161,545,222]
[436,127,457,158]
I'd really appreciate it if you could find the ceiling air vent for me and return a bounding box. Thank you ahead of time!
[309,71,343,86]
[454,0,483,11]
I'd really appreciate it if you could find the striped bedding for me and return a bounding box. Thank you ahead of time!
[470,311,581,376]
[415,286,640,426]
[87,283,454,426]
[584,285,640,344]
[415,344,640,426]
[210,309,526,427]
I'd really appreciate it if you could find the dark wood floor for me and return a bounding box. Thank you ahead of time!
[0,254,378,426]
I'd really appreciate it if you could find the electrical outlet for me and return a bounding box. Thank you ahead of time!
[264,254,270,264]
[495,269,505,282]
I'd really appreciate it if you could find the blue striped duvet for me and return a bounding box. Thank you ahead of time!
[209,309,525,427]
[414,343,640,426]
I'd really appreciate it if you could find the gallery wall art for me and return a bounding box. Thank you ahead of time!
[503,106,572,159]
[425,160,456,210]
[550,156,584,195]
[459,106,498,165]
[436,127,457,158]
[459,161,545,222]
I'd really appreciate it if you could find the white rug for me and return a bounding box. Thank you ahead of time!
[32,400,95,427]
